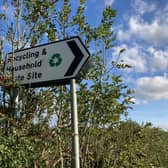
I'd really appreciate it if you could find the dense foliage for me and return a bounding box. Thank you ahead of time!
[0,0,167,167]
[0,121,168,167]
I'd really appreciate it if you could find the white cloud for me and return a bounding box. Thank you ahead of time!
[148,47,168,72]
[135,74,168,101]
[155,123,168,131]
[155,4,168,24]
[113,43,168,74]
[104,0,115,6]
[129,16,168,46]
[131,0,156,15]
[115,1,168,103]
[112,44,147,73]
[117,2,168,46]
[117,30,131,41]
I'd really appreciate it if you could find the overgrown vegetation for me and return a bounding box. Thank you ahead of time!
[0,0,167,167]
[0,120,168,167]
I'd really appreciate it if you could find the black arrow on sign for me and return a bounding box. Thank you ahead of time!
[64,40,84,76]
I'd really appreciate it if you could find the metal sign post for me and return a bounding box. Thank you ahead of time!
[70,79,80,168]
[4,36,90,167]
[10,88,19,119]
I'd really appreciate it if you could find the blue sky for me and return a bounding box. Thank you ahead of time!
[0,0,167,130]
[85,0,168,130]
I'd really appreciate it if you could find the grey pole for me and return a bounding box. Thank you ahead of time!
[10,88,19,119]
[70,79,80,168]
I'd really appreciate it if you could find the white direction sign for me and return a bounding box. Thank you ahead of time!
[4,37,90,87]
